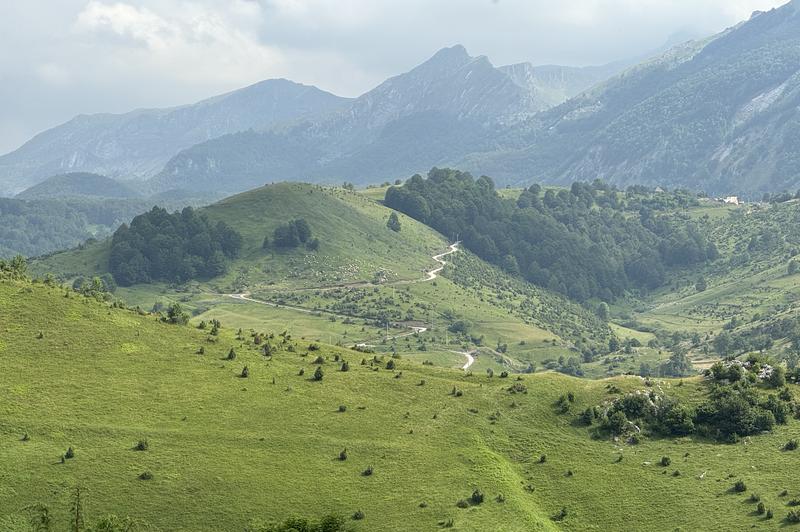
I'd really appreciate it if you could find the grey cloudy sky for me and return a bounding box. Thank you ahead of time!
[0,0,788,154]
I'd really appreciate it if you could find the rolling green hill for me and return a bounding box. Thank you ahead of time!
[15,173,139,200]
[35,183,445,288]
[3,274,800,530]
[32,182,610,375]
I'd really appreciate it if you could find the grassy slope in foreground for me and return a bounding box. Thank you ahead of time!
[3,280,800,530]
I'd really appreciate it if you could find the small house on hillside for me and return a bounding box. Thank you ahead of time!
[723,196,740,205]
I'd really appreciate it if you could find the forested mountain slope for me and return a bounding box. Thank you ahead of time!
[468,1,800,195]
[149,46,629,194]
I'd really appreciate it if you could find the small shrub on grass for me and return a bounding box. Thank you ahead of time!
[65,447,75,459]
[757,502,766,515]
[660,456,671,467]
[197,346,204,355]
[386,360,396,370]
[298,368,305,376]
[21,433,29,442]
[788,510,800,523]
[784,439,798,451]
[226,348,236,361]
[352,510,364,520]
[338,405,347,412]
[539,454,547,463]
[551,507,568,522]
[499,371,509,378]
[339,449,347,461]
[340,361,350,372]
[313,366,324,381]
[313,355,325,364]
[134,439,149,451]
[362,465,374,477]
[138,471,153,481]
[469,490,484,505]
[733,480,747,493]
[750,493,761,503]
[455,499,469,509]
[767,509,774,519]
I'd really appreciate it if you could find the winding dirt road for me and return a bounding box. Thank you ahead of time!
[422,242,459,282]
[224,242,472,368]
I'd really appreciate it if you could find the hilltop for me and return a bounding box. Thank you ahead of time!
[16,173,139,200]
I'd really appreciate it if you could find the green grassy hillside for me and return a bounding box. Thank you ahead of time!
[3,278,800,531]
[33,183,446,289]
[31,183,611,375]
[619,199,800,370]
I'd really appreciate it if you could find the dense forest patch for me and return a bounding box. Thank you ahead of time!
[109,206,242,285]
[386,168,715,301]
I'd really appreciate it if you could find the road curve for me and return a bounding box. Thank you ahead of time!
[224,242,463,362]
[423,242,459,281]
[450,350,476,371]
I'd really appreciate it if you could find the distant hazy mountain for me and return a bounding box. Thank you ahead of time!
[467,1,800,195]
[0,80,350,196]
[16,172,139,200]
[151,45,630,193]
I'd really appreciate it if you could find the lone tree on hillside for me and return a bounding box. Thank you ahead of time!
[164,303,189,325]
[387,211,402,232]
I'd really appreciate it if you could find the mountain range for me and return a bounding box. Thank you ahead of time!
[471,0,800,195]
[3,1,800,197]
[0,80,350,195]
[0,46,631,196]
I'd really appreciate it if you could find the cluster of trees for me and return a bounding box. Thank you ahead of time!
[713,315,800,358]
[265,218,318,250]
[0,197,213,258]
[72,274,116,294]
[385,169,714,301]
[0,255,27,280]
[245,514,348,532]
[109,206,242,286]
[763,190,800,204]
[594,357,795,442]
